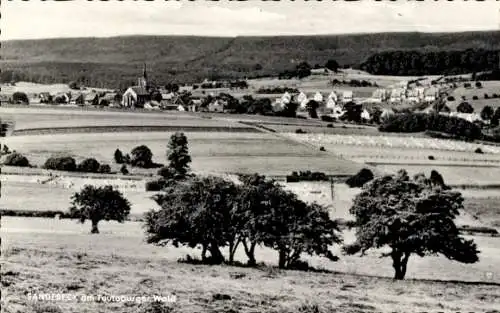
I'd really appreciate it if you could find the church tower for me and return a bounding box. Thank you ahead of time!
[138,63,148,88]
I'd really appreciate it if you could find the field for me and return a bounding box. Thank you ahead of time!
[447,81,500,112]
[3,105,500,313]
[2,217,500,313]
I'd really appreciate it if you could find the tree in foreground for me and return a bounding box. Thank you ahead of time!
[3,152,30,167]
[145,176,239,264]
[69,185,131,234]
[236,174,341,268]
[343,170,479,280]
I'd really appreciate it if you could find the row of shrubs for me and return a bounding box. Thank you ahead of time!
[286,171,329,182]
[448,93,500,102]
[44,156,112,173]
[379,112,482,141]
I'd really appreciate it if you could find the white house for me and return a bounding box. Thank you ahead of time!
[327,91,338,102]
[300,98,309,110]
[406,89,419,103]
[297,91,308,104]
[326,97,337,109]
[361,109,371,121]
[371,89,387,103]
[390,88,405,103]
[281,92,291,105]
[342,90,353,104]
[313,91,324,103]
[424,87,438,102]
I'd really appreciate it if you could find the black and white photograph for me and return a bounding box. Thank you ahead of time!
[1,1,500,312]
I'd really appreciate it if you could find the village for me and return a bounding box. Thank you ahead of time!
[2,63,493,125]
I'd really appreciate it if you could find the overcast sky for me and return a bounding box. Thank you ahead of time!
[2,1,499,40]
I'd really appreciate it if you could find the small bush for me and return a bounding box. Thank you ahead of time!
[98,164,111,173]
[120,164,129,175]
[321,115,335,122]
[319,146,326,151]
[2,145,10,155]
[475,148,484,154]
[77,158,101,173]
[326,123,334,128]
[475,81,482,88]
[472,95,479,100]
[114,149,124,164]
[157,166,177,179]
[295,128,306,134]
[131,145,153,168]
[484,94,490,99]
[3,152,30,167]
[123,153,131,164]
[346,168,374,188]
[146,179,166,191]
[428,155,435,160]
[44,156,77,171]
[446,96,455,101]
[493,93,499,99]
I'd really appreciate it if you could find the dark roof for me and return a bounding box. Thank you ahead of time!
[130,86,149,96]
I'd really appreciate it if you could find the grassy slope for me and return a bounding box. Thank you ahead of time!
[2,31,500,86]
[2,219,499,313]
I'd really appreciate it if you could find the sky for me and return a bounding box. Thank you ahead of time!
[2,0,500,40]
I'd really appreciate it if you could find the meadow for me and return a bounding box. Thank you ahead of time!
[447,80,500,112]
[2,216,500,313]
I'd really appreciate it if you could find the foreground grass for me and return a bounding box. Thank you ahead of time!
[2,245,500,313]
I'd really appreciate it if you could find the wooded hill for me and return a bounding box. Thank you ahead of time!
[2,31,500,88]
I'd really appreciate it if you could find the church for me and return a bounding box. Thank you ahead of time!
[122,64,152,108]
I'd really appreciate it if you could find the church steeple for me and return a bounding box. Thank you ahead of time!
[138,63,148,88]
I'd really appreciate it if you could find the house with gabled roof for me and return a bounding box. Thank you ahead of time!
[70,93,84,105]
[84,92,99,106]
[122,64,152,108]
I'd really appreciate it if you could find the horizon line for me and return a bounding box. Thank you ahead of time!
[3,29,500,42]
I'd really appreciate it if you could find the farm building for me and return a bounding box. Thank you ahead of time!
[405,89,419,103]
[39,92,52,104]
[390,88,405,103]
[446,112,483,123]
[84,93,99,106]
[281,92,292,105]
[0,94,11,105]
[297,91,308,104]
[310,68,328,75]
[69,93,84,105]
[54,92,70,104]
[342,90,353,104]
[361,109,371,121]
[99,93,119,106]
[424,87,439,102]
[327,91,338,102]
[313,91,324,103]
[371,89,387,102]
[208,99,225,113]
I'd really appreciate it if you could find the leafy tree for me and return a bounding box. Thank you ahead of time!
[12,92,29,104]
[344,171,479,280]
[237,174,341,268]
[0,120,9,137]
[3,152,30,167]
[480,105,494,121]
[114,149,124,164]
[77,158,101,173]
[296,62,312,79]
[164,132,192,179]
[44,156,77,171]
[306,100,319,119]
[120,164,129,175]
[145,175,240,264]
[69,185,131,234]
[98,164,111,174]
[325,59,340,72]
[131,145,153,168]
[346,168,374,188]
[457,102,474,114]
[68,81,80,90]
[475,81,482,88]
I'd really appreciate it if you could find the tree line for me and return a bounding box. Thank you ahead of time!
[361,49,499,76]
